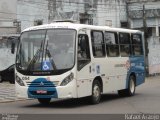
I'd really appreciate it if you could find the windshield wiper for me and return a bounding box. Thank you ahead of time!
[44,40,57,70]
[27,40,43,71]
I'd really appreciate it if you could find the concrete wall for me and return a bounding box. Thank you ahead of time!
[128,1,160,29]
[96,0,127,27]
[0,0,17,35]
[48,0,127,27]
[17,0,49,31]
[0,0,17,22]
[48,0,85,22]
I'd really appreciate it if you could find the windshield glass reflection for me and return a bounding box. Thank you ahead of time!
[16,29,76,73]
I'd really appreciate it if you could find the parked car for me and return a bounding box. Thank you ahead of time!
[0,64,15,84]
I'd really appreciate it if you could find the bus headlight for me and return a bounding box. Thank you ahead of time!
[60,73,74,86]
[16,75,25,86]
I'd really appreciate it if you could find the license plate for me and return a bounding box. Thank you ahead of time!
[36,90,47,94]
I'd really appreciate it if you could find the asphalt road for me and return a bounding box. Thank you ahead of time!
[0,76,160,114]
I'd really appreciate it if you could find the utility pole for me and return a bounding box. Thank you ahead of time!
[143,4,149,76]
[126,2,130,28]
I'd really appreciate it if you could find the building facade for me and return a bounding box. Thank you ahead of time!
[127,0,160,74]
[47,0,127,27]
[127,0,160,36]
[96,0,127,27]
[16,0,127,31]
[0,0,18,38]
[17,0,49,31]
[1,0,160,74]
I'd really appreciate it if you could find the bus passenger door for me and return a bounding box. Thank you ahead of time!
[76,34,92,97]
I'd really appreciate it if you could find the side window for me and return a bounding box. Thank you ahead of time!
[91,31,105,57]
[119,33,131,57]
[77,34,91,70]
[105,32,119,57]
[131,34,143,55]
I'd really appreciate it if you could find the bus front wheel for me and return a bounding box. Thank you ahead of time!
[38,98,51,105]
[90,80,101,104]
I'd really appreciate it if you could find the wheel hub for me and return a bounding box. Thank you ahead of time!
[130,79,135,94]
[93,85,100,99]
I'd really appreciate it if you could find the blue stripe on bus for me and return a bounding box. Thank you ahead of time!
[126,56,145,89]
[27,78,58,98]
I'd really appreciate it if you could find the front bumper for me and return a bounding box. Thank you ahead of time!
[15,82,77,99]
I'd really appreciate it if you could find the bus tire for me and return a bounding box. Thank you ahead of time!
[38,98,51,105]
[90,80,101,104]
[126,75,136,96]
[118,75,136,97]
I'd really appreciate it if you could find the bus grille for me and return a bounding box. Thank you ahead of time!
[26,81,58,87]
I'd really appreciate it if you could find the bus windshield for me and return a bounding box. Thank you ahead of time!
[16,29,76,74]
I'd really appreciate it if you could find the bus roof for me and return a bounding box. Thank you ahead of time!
[22,22,141,34]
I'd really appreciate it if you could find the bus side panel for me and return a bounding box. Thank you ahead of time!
[76,64,93,98]
[103,57,129,93]
[126,56,145,88]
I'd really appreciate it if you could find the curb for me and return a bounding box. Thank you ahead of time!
[0,98,27,103]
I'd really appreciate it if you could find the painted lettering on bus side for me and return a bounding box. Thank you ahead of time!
[115,64,125,67]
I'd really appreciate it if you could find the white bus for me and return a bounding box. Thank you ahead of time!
[15,22,145,104]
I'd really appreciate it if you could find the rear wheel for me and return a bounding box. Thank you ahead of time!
[127,75,136,96]
[118,75,136,97]
[38,98,51,105]
[90,80,101,104]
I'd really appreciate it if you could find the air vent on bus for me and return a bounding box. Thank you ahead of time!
[26,81,59,87]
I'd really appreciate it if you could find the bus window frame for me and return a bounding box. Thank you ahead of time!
[104,31,120,57]
[131,33,143,56]
[77,34,91,71]
[91,30,106,58]
[119,32,131,57]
